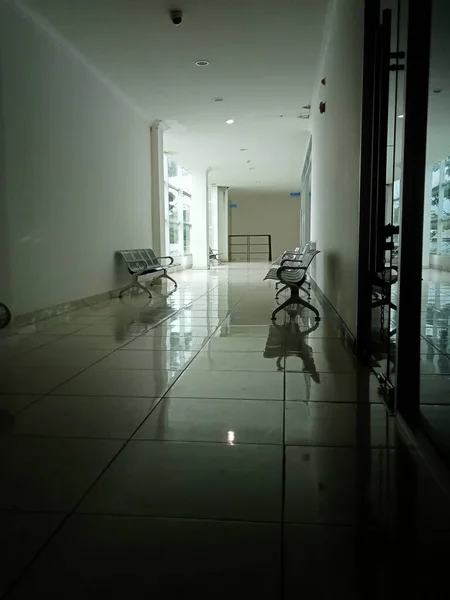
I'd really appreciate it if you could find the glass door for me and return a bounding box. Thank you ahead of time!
[419,0,450,464]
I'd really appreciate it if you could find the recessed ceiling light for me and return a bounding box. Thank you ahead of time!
[240,148,247,151]
[195,60,209,67]
[226,119,234,125]
[433,88,443,94]
[249,167,255,170]
[212,97,224,102]
[397,114,404,118]
[247,160,251,163]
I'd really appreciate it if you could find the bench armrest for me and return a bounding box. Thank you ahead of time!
[134,261,150,276]
[156,256,174,266]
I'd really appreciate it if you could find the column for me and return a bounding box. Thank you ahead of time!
[209,184,218,251]
[217,186,229,261]
[150,120,168,257]
[191,168,210,269]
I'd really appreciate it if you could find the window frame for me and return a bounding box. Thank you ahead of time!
[164,155,192,257]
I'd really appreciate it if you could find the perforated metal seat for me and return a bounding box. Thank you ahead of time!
[116,249,178,298]
[266,249,321,321]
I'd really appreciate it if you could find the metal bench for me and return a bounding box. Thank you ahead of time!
[209,247,221,265]
[267,248,321,321]
[265,242,311,284]
[116,249,178,298]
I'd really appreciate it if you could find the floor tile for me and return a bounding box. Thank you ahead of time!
[285,372,378,402]
[12,395,158,439]
[0,334,61,360]
[143,325,218,337]
[203,336,270,352]
[215,324,276,337]
[0,367,82,395]
[284,446,394,525]
[189,350,283,371]
[17,323,88,336]
[8,514,281,599]
[8,347,112,369]
[286,350,359,373]
[285,402,395,447]
[166,369,284,400]
[79,441,282,522]
[45,335,131,350]
[122,335,206,352]
[0,436,123,511]
[92,349,197,370]
[73,324,145,337]
[133,397,283,444]
[38,314,109,326]
[52,368,179,398]
[0,395,40,415]
[167,315,223,325]
[284,524,357,599]
[0,511,64,597]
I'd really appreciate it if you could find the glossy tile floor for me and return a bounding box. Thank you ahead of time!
[1,264,450,599]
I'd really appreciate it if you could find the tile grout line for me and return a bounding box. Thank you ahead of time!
[0,288,236,599]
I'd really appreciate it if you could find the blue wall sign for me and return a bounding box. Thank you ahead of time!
[229,203,238,208]
[290,192,301,197]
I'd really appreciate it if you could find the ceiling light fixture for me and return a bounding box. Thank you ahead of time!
[240,148,247,151]
[247,160,251,163]
[397,114,404,119]
[195,60,209,67]
[226,119,234,124]
[433,88,443,94]
[212,97,224,102]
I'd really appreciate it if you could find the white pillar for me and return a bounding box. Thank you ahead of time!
[150,120,168,257]
[218,186,229,261]
[191,168,210,269]
[209,184,219,251]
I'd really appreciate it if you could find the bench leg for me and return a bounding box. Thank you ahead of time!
[275,285,289,299]
[271,294,320,322]
[119,276,152,299]
[299,284,310,297]
[163,273,178,290]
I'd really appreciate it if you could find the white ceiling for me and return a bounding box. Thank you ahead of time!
[19,0,329,192]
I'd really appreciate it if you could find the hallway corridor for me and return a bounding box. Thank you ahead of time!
[1,265,449,598]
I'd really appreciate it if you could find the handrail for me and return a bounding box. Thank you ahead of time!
[228,234,272,262]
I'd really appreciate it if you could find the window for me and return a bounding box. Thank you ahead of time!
[428,158,450,255]
[164,155,192,256]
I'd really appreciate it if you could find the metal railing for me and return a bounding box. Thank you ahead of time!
[228,234,272,262]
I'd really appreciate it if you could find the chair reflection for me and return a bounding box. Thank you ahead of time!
[264,311,320,397]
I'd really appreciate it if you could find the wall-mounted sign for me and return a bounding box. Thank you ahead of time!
[229,203,238,208]
[289,192,301,197]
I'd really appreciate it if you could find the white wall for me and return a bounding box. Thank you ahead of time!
[310,0,364,336]
[0,3,152,316]
[228,189,300,260]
